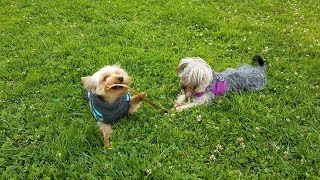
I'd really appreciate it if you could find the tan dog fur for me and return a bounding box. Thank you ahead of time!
[81,65,145,148]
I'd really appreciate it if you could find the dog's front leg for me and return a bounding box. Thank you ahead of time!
[173,94,187,108]
[175,96,208,111]
[175,102,199,111]
[129,92,146,113]
[98,122,112,148]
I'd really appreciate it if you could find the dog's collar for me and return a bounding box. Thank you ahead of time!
[193,76,227,97]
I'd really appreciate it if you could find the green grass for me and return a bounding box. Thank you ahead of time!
[1,0,319,178]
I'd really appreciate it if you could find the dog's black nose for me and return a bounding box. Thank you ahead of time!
[118,77,124,82]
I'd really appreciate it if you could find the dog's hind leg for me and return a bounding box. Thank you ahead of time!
[99,122,112,148]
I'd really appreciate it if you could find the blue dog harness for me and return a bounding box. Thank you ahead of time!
[86,91,130,124]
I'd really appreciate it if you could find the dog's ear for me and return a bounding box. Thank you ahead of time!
[81,76,96,90]
[178,58,194,74]
[189,66,213,92]
[189,66,203,88]
[177,63,188,74]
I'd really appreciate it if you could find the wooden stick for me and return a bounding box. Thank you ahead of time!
[106,84,169,113]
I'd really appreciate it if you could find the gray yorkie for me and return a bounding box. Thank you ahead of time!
[173,55,267,111]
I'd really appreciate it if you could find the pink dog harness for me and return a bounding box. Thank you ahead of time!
[193,77,227,97]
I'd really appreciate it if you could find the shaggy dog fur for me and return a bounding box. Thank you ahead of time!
[174,55,267,111]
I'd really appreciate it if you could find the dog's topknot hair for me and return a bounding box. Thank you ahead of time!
[252,55,265,67]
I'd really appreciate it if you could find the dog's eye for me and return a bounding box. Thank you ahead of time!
[104,75,109,80]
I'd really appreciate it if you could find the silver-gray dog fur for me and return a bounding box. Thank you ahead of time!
[173,55,267,111]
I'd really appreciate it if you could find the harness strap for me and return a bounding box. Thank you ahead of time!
[193,76,227,97]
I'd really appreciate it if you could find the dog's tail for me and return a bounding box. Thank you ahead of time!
[252,55,265,67]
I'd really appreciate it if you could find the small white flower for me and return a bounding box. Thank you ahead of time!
[236,137,244,144]
[214,144,223,153]
[196,115,202,122]
[209,155,216,161]
[170,113,176,118]
[145,169,152,175]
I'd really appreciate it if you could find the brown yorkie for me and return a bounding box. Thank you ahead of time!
[81,65,145,148]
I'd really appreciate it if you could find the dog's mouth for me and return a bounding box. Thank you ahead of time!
[106,83,129,91]
[111,85,124,90]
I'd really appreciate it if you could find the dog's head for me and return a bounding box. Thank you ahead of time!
[177,57,213,96]
[81,65,131,102]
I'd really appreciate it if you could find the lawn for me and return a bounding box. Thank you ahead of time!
[1,0,319,178]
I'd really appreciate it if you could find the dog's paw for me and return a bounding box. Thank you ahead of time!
[174,106,185,112]
[138,92,146,101]
[170,107,182,112]
[173,101,185,108]
[173,103,180,108]
[103,140,111,149]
